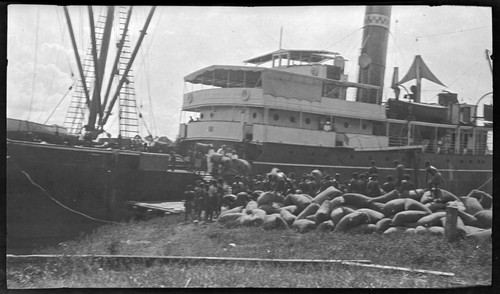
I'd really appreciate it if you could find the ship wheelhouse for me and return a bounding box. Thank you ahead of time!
[179,49,391,156]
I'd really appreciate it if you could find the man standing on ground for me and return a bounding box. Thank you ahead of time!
[368,160,378,176]
[183,185,195,222]
[366,174,382,197]
[394,160,405,190]
[381,175,396,193]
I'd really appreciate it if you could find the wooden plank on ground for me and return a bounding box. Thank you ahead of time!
[7,254,371,269]
[126,201,185,214]
[8,254,455,276]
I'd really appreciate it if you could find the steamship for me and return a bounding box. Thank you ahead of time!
[177,6,493,194]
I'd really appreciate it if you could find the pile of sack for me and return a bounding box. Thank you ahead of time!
[217,187,492,241]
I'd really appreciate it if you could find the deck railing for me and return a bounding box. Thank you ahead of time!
[388,136,491,155]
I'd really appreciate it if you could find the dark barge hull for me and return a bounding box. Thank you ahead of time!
[7,139,201,251]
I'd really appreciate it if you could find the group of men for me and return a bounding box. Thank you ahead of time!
[183,175,250,222]
[183,159,446,221]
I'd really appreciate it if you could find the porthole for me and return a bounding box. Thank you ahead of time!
[362,124,367,129]
[460,159,464,164]
[350,154,354,159]
[273,114,279,121]
[253,113,257,119]
[200,113,204,119]
[210,113,214,118]
[469,160,472,164]
[385,157,389,161]
[305,118,311,124]
[290,116,296,123]
[344,122,350,128]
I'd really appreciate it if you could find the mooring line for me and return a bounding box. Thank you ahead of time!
[9,157,120,225]
[6,254,455,277]
[475,177,492,191]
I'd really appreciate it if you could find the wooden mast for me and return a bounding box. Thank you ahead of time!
[63,7,91,108]
[101,6,156,127]
[87,6,115,131]
[100,7,134,126]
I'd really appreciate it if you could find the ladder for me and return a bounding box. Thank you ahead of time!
[117,6,139,139]
[63,12,107,135]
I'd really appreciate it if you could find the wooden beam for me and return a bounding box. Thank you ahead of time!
[340,261,455,277]
[7,254,371,268]
[7,254,455,276]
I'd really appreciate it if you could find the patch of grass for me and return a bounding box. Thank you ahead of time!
[9,215,491,288]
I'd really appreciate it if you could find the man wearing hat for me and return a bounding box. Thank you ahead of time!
[217,145,226,155]
[348,172,359,193]
[183,185,195,222]
[206,180,218,221]
[332,173,344,192]
[425,161,445,200]
[231,175,245,195]
[368,160,378,176]
[323,120,332,132]
[381,175,396,193]
[367,174,382,197]
[424,160,437,185]
[318,174,334,193]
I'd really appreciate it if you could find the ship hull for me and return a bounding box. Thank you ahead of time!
[7,139,201,252]
[255,142,492,194]
[180,139,492,195]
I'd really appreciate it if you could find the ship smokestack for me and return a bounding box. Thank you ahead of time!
[356,6,391,105]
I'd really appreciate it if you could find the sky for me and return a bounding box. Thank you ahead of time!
[7,5,493,140]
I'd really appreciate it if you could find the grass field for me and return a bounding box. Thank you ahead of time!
[7,214,493,288]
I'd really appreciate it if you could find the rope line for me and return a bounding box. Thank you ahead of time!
[9,158,120,225]
[446,58,482,89]
[475,177,492,191]
[27,7,41,122]
[56,6,74,77]
[415,25,490,39]
[322,27,362,51]
[44,81,76,124]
